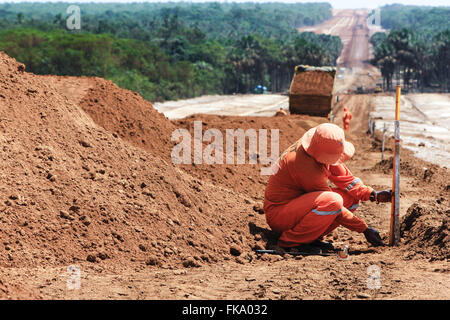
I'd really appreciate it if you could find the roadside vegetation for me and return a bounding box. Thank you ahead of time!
[370,5,449,92]
[0,2,342,101]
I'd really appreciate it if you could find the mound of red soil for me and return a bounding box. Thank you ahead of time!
[370,151,449,190]
[78,77,176,158]
[0,51,268,270]
[76,84,328,202]
[173,114,328,200]
[401,201,449,261]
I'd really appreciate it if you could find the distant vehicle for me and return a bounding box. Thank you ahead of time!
[374,84,383,93]
[340,67,346,72]
[356,86,364,94]
[337,74,344,79]
[289,65,336,117]
[253,85,267,94]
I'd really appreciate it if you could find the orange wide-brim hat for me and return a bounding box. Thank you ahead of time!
[301,123,355,165]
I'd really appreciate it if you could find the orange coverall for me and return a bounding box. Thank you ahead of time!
[343,109,352,131]
[264,139,373,248]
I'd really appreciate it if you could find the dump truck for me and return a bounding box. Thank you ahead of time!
[288,65,336,117]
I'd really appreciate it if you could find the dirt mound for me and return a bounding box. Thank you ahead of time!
[173,114,328,200]
[0,51,270,269]
[370,150,449,190]
[401,201,449,261]
[77,85,328,202]
[78,77,176,158]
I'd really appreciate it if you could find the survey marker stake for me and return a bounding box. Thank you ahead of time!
[381,122,386,161]
[389,86,401,246]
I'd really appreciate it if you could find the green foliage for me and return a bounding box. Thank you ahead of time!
[0,2,342,101]
[380,4,450,35]
[371,27,450,91]
[0,2,332,40]
[370,5,450,91]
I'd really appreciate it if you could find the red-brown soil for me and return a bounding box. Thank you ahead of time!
[290,70,335,96]
[172,114,328,200]
[0,52,267,291]
[0,40,448,299]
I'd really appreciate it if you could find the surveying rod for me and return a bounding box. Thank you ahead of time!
[389,86,401,246]
[381,122,386,161]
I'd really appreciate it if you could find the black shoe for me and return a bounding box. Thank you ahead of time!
[286,244,323,255]
[310,240,336,252]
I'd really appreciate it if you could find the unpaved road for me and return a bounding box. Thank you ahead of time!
[300,9,381,94]
[154,94,288,120]
[299,9,370,67]
[371,93,450,168]
[303,9,380,132]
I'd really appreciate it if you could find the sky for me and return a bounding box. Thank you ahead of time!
[0,0,448,9]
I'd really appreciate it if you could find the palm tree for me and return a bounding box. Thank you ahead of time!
[372,41,396,91]
[433,30,450,92]
[236,35,261,92]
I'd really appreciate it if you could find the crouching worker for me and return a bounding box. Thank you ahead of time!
[264,123,391,254]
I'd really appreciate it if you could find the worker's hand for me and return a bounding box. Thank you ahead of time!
[376,190,392,203]
[370,190,392,203]
[363,227,384,246]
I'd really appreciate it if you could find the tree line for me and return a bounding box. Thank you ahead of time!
[370,5,449,92]
[0,2,342,102]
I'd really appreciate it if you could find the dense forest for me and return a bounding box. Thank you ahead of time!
[379,4,450,34]
[0,2,342,102]
[370,5,450,92]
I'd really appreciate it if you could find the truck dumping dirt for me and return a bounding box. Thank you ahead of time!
[289,65,336,117]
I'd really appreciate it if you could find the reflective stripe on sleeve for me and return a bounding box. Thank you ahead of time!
[345,178,361,191]
[347,203,359,211]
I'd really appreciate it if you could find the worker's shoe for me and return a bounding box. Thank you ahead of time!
[310,240,336,252]
[285,244,322,255]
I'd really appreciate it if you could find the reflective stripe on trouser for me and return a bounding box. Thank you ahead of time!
[266,188,360,248]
